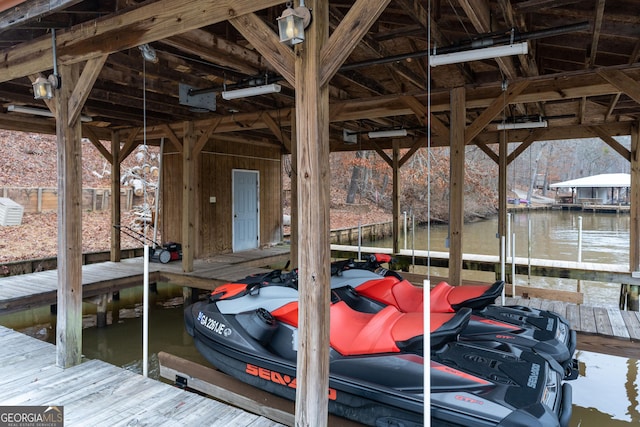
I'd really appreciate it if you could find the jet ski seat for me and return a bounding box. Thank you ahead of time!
[430,280,504,313]
[355,278,424,312]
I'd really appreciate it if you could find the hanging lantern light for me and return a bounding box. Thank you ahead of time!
[32,75,60,100]
[277,1,311,46]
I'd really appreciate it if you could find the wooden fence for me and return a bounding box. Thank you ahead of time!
[0,187,140,213]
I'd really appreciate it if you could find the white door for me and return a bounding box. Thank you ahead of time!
[232,169,259,252]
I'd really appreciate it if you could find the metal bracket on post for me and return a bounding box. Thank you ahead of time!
[175,374,189,389]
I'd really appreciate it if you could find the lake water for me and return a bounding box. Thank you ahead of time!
[1,209,638,426]
[388,209,631,307]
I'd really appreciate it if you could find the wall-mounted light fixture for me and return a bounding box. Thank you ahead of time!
[368,129,408,139]
[7,104,92,122]
[277,1,311,46]
[33,29,61,100]
[32,76,57,100]
[496,116,548,130]
[429,42,528,67]
[221,83,282,100]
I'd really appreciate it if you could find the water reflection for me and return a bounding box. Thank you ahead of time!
[572,350,640,426]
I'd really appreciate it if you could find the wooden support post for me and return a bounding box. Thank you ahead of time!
[498,131,508,280]
[294,0,330,424]
[37,187,43,212]
[392,141,400,254]
[448,87,466,287]
[290,110,298,269]
[56,62,83,368]
[182,121,196,272]
[111,131,121,262]
[96,293,108,328]
[629,122,640,310]
[182,286,193,305]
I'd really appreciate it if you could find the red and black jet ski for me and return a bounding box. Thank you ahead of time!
[331,255,579,380]
[184,269,572,427]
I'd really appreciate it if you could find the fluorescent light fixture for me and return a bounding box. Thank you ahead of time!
[7,104,93,122]
[368,129,408,139]
[221,84,281,100]
[429,42,528,67]
[496,120,548,130]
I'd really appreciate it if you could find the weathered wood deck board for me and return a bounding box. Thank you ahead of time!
[0,326,282,426]
[0,247,289,314]
[593,306,613,336]
[606,308,630,339]
[506,296,640,358]
[620,310,640,340]
[565,303,580,331]
[579,305,598,334]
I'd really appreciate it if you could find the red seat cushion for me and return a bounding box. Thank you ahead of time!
[357,277,424,312]
[329,302,422,356]
[430,281,456,313]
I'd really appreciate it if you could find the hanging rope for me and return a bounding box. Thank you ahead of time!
[426,0,432,281]
[142,56,149,240]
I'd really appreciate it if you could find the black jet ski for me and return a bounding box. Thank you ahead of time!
[184,269,572,427]
[331,255,579,380]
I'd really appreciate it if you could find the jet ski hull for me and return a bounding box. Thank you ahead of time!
[185,301,424,427]
[185,274,572,427]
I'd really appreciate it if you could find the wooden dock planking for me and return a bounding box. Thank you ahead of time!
[606,308,630,339]
[0,246,290,314]
[593,306,613,336]
[620,310,640,340]
[0,326,283,426]
[506,296,640,359]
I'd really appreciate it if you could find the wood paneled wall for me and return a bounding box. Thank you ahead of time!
[162,139,282,258]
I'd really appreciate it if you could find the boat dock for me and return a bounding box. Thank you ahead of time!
[0,325,283,426]
[0,245,290,315]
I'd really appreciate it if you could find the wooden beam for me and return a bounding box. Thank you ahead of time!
[587,0,606,68]
[0,0,283,83]
[630,123,640,310]
[229,13,296,87]
[371,142,393,167]
[449,87,465,287]
[294,0,330,424]
[289,109,298,269]
[120,128,140,161]
[161,124,183,152]
[399,139,424,168]
[0,1,83,31]
[262,112,291,153]
[597,69,640,105]
[55,61,83,368]
[589,126,631,161]
[111,131,121,262]
[194,118,221,156]
[182,121,196,273]
[506,129,544,164]
[162,29,263,76]
[83,125,113,164]
[392,141,400,254]
[458,0,520,81]
[465,80,529,144]
[498,132,508,247]
[68,55,108,126]
[320,0,391,86]
[475,141,499,163]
